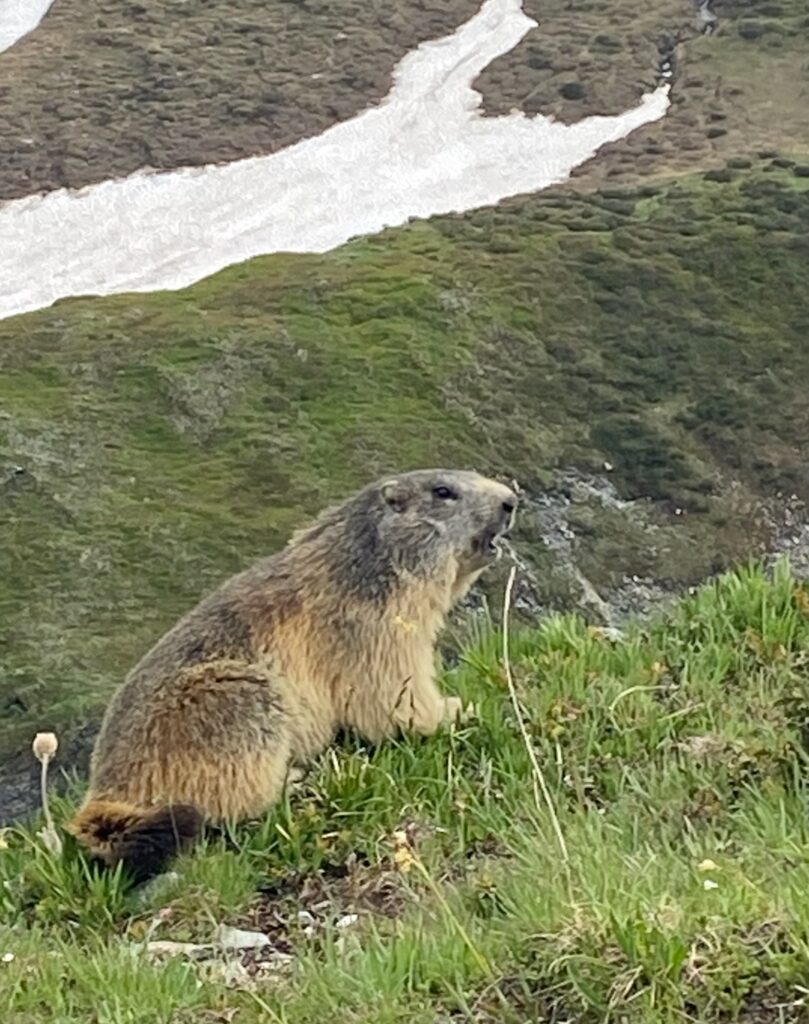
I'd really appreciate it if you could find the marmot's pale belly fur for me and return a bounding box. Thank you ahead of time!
[69,469,517,882]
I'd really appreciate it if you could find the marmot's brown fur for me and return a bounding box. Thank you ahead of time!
[68,469,517,882]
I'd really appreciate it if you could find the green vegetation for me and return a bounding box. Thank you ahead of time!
[478,0,809,190]
[3,562,809,1021]
[1,165,808,765]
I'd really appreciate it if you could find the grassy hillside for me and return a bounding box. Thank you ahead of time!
[1,164,808,780]
[3,563,809,1022]
[479,0,809,190]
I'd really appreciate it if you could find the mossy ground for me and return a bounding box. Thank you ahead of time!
[477,0,809,191]
[3,563,809,1022]
[1,164,808,774]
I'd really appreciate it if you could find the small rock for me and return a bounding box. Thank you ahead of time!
[259,951,295,972]
[335,913,359,930]
[137,871,180,908]
[296,910,316,927]
[677,734,725,760]
[213,924,271,950]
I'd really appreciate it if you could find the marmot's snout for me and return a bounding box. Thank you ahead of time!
[472,480,518,562]
[500,493,517,532]
[374,468,518,569]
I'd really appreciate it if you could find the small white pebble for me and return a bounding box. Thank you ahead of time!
[297,910,316,927]
[2,952,15,963]
[213,925,271,950]
[335,913,359,930]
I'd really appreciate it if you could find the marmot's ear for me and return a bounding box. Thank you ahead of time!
[381,479,409,513]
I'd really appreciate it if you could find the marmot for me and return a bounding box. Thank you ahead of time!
[68,469,517,882]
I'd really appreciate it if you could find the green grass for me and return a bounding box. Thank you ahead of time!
[478,0,809,192]
[1,165,808,763]
[3,562,809,1021]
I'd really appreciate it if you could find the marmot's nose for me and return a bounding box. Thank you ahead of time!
[485,479,518,524]
[499,489,518,530]
[501,486,518,513]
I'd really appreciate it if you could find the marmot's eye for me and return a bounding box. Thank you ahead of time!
[433,485,458,501]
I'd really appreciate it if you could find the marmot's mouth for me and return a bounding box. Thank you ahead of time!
[476,526,510,561]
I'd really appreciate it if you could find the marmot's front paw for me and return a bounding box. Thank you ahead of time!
[443,697,476,726]
[284,765,307,792]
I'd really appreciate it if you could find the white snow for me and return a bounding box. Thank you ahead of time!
[0,0,670,322]
[0,0,54,54]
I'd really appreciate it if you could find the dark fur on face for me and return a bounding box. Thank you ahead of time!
[288,469,516,601]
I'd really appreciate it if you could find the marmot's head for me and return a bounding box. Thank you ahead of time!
[290,469,517,603]
[374,469,517,576]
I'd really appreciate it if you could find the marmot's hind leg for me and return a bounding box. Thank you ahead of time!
[174,737,295,822]
[97,660,295,822]
[160,660,296,821]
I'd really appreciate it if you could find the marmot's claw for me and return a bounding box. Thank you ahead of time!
[460,701,477,724]
[444,696,476,726]
[285,765,307,791]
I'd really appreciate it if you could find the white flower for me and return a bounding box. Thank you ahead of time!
[32,732,58,763]
[38,825,63,857]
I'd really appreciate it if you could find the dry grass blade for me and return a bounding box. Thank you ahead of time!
[501,565,570,873]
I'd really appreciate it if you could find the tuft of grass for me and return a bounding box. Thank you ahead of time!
[3,562,809,1021]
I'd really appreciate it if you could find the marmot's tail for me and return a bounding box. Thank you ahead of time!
[68,799,204,885]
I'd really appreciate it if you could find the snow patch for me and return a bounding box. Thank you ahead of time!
[0,0,54,54]
[0,0,669,322]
